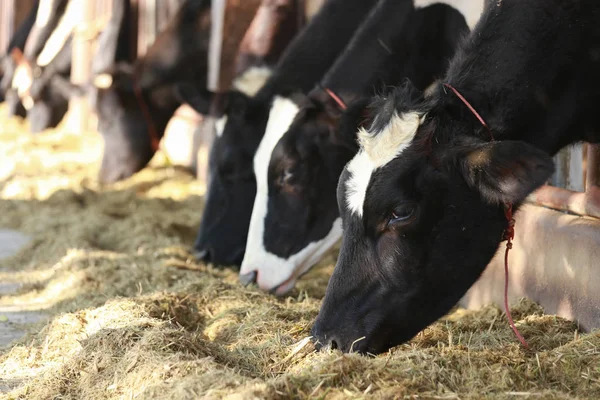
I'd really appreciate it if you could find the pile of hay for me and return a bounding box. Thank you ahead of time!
[0,111,598,399]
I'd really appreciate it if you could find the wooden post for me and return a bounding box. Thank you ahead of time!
[67,0,95,133]
[14,0,37,29]
[195,0,261,183]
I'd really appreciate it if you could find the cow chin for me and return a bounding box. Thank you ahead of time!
[193,176,256,267]
[98,133,154,183]
[240,218,342,295]
[311,278,433,354]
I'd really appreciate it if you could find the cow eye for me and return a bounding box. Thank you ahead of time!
[388,203,416,226]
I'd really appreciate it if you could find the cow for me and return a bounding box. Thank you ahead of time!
[239,2,469,295]
[9,0,77,132]
[311,0,600,354]
[178,0,381,267]
[0,0,40,106]
[87,0,134,113]
[7,0,69,120]
[90,0,211,184]
[25,34,74,133]
[1,1,41,118]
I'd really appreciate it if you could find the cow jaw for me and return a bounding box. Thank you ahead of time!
[242,217,342,294]
[241,95,311,293]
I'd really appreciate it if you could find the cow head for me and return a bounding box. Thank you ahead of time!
[177,83,270,266]
[311,83,555,354]
[26,73,75,133]
[93,63,180,183]
[239,89,363,294]
[135,0,211,90]
[6,48,32,118]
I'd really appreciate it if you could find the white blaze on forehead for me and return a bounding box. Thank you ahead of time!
[241,96,338,294]
[215,115,228,138]
[233,66,272,97]
[346,112,422,217]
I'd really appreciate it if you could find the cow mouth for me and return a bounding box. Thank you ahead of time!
[271,275,298,296]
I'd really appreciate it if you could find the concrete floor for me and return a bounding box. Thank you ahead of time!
[0,229,44,356]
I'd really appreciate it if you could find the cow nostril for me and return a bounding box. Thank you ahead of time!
[239,271,257,286]
[330,339,338,350]
[194,248,212,262]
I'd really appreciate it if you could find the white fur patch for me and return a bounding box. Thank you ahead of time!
[233,66,272,97]
[242,218,342,295]
[22,95,34,111]
[12,64,33,96]
[243,96,332,293]
[345,151,375,218]
[215,115,228,138]
[346,112,422,217]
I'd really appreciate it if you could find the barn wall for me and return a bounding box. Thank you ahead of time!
[137,0,185,56]
[461,204,600,332]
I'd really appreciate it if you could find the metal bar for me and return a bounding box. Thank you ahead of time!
[529,185,600,220]
[208,0,226,91]
[587,144,600,189]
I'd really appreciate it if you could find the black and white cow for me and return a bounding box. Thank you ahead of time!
[8,0,68,115]
[239,2,469,294]
[92,0,210,183]
[312,0,600,354]
[179,0,380,266]
[0,0,39,106]
[10,0,76,132]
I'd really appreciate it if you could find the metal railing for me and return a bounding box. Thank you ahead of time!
[530,144,600,219]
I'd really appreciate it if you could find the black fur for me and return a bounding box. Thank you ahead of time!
[187,0,381,266]
[312,0,600,355]
[27,34,73,133]
[0,0,39,102]
[251,3,468,292]
[93,0,211,183]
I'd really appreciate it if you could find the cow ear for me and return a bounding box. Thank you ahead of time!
[460,140,555,205]
[174,83,214,115]
[329,97,370,152]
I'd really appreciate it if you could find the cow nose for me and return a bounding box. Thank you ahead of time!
[239,271,257,286]
[313,336,340,351]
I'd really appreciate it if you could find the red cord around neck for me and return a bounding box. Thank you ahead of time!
[443,83,494,141]
[133,81,160,153]
[444,83,528,349]
[323,87,347,110]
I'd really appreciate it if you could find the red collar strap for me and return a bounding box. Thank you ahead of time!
[133,81,160,153]
[444,83,528,349]
[323,87,348,111]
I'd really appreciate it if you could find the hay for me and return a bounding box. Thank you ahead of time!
[0,110,599,399]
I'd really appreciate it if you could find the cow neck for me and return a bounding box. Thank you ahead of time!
[443,83,528,349]
[256,0,381,99]
[316,1,414,110]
